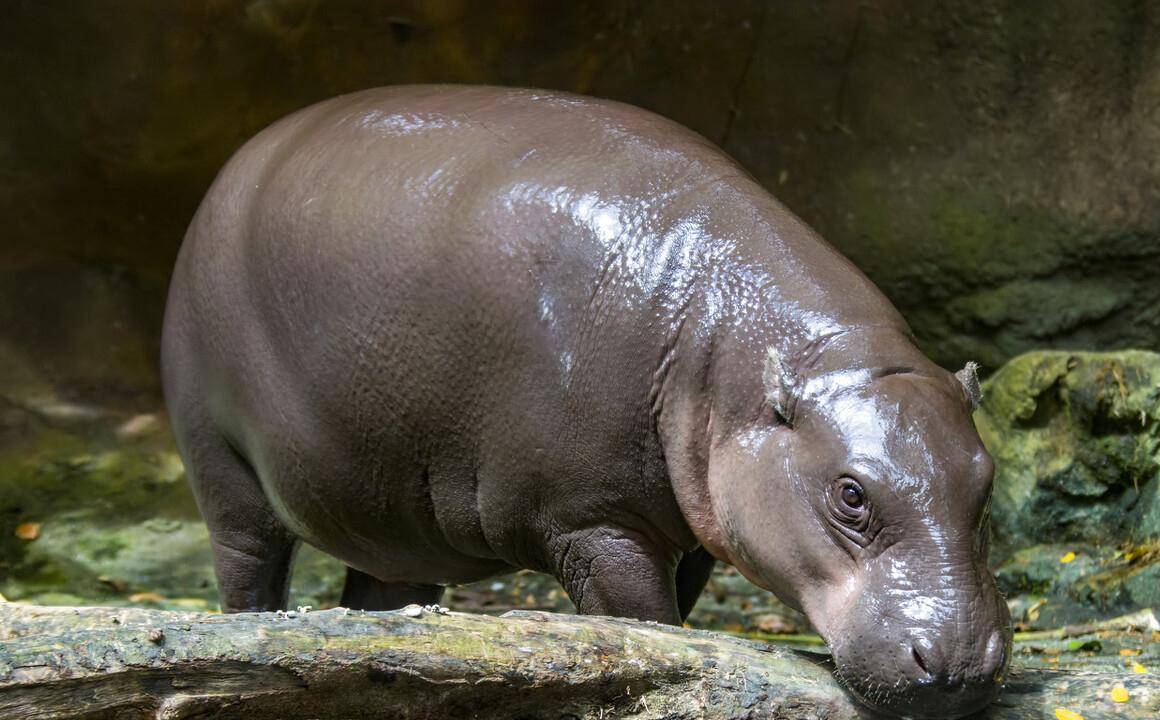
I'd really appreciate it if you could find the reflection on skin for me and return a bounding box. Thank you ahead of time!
[358,110,465,135]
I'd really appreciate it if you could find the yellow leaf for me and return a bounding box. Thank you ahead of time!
[170,598,210,608]
[1119,648,1141,656]
[1111,686,1130,703]
[1054,708,1084,720]
[1059,551,1076,564]
[128,592,166,603]
[1132,661,1147,674]
[14,522,40,541]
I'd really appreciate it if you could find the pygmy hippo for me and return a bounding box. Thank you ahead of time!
[162,86,1011,718]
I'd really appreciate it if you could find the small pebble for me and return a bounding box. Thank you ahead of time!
[401,604,423,617]
[148,628,164,644]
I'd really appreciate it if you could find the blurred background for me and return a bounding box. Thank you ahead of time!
[1,0,1157,656]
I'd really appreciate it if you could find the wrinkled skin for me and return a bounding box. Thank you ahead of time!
[162,86,1010,719]
[707,333,1010,717]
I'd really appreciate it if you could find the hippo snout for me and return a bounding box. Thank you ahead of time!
[888,628,1009,719]
[825,571,1013,719]
[908,628,1008,687]
[834,627,1010,719]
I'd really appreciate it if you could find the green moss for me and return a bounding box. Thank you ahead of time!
[926,194,1064,285]
[979,351,1160,553]
[979,351,1160,625]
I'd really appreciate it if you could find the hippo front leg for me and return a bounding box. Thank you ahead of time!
[552,528,681,625]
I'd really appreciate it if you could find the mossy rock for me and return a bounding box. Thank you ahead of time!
[976,350,1160,555]
[996,542,1159,628]
[978,350,1160,625]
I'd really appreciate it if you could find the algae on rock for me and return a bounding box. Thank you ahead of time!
[977,350,1160,626]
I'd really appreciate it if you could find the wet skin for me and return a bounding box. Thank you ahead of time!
[161,86,1011,718]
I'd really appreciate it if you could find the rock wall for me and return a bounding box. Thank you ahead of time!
[2,0,1158,407]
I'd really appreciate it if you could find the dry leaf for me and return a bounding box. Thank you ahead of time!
[14,522,41,541]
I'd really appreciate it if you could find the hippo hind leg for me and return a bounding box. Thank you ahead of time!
[179,426,300,613]
[339,568,443,610]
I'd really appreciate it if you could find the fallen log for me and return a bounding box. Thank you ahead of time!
[0,602,1155,719]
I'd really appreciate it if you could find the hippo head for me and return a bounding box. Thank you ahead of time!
[701,340,1011,719]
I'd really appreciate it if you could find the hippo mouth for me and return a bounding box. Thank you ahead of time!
[828,643,1006,720]
[821,614,1010,720]
[837,672,1003,720]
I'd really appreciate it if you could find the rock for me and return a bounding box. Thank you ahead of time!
[977,350,1160,625]
[997,542,1160,628]
[2,603,1156,720]
[977,350,1160,553]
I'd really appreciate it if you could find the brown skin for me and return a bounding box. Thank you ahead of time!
[161,86,1010,719]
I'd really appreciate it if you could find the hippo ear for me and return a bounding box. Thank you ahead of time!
[763,347,798,425]
[955,361,982,411]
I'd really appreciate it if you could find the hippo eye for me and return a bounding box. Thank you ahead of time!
[840,484,863,509]
[827,478,872,539]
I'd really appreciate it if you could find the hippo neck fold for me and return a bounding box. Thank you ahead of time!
[650,220,935,563]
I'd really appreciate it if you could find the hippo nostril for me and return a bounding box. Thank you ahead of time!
[911,645,931,678]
